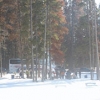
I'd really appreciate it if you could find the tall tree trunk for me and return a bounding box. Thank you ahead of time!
[30,0,34,81]
[42,0,48,81]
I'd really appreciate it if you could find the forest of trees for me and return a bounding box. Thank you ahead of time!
[64,0,100,72]
[0,0,68,70]
[0,0,100,78]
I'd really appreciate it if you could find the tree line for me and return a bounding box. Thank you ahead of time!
[64,0,100,75]
[0,0,100,76]
[0,0,67,71]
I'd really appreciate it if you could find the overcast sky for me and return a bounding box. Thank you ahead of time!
[95,0,100,5]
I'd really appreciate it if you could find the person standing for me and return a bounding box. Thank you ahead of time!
[19,70,22,78]
[51,71,55,80]
[26,70,29,78]
[67,69,71,79]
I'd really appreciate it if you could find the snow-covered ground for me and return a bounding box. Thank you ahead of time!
[0,73,100,100]
[0,78,100,100]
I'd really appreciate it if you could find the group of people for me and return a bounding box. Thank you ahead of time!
[16,68,77,79]
[50,69,77,80]
[17,68,32,79]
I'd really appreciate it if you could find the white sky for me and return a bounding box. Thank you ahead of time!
[95,0,100,6]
